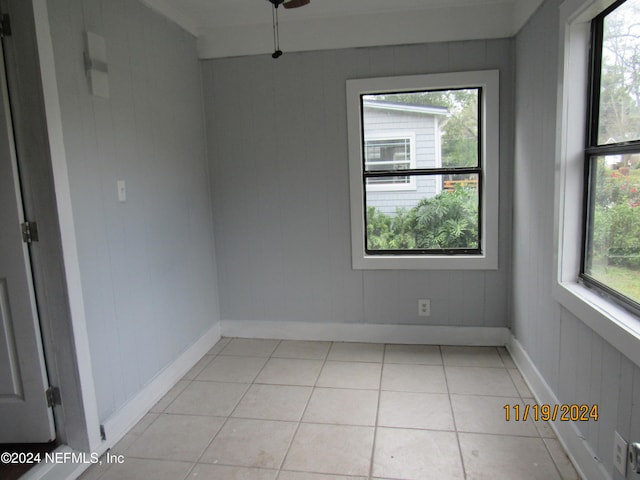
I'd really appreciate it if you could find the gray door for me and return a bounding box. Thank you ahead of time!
[0,36,55,443]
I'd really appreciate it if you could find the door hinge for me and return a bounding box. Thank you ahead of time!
[46,386,61,407]
[21,221,39,243]
[0,14,11,38]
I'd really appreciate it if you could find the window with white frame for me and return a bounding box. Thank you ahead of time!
[581,0,640,316]
[555,0,640,367]
[346,70,499,270]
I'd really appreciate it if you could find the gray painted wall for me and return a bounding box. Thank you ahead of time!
[513,1,640,478]
[47,0,220,421]
[202,39,513,327]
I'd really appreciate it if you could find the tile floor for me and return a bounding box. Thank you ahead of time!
[79,338,580,480]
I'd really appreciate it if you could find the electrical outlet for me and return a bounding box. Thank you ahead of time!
[418,299,430,317]
[614,431,628,477]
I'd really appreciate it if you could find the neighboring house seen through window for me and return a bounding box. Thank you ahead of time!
[347,70,499,270]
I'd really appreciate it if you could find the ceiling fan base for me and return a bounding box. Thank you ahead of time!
[267,0,310,8]
[283,0,310,8]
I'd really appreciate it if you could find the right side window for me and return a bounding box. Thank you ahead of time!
[583,0,640,314]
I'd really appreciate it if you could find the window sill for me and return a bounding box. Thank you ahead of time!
[352,253,498,270]
[553,280,640,368]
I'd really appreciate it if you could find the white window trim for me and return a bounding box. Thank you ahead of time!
[347,70,500,270]
[364,132,417,192]
[554,0,640,368]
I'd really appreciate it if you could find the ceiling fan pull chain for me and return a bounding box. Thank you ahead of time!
[272,3,283,58]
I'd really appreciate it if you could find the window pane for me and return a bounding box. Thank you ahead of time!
[585,155,640,304]
[598,0,640,144]
[362,89,479,169]
[365,138,412,186]
[365,173,480,252]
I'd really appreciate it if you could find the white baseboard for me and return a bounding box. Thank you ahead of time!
[101,323,221,448]
[221,319,510,346]
[507,336,611,480]
[47,322,220,480]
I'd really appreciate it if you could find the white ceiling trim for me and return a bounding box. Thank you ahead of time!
[198,3,516,59]
[138,0,546,59]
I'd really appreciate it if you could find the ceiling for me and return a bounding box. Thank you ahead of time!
[140,0,544,59]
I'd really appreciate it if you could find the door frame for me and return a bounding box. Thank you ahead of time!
[1,0,101,453]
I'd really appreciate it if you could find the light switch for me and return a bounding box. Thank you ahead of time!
[117,180,126,202]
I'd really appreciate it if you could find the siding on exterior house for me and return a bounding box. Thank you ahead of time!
[363,104,445,215]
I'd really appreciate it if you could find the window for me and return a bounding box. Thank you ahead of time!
[554,0,640,367]
[582,0,640,315]
[347,70,499,270]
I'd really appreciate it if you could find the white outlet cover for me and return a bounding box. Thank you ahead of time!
[614,431,627,476]
[418,299,430,317]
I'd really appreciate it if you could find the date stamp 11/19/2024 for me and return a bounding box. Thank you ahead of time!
[504,403,599,422]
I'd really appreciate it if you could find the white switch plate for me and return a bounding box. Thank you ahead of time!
[614,431,628,477]
[117,180,126,202]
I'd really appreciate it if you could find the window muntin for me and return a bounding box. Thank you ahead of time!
[360,88,482,255]
[582,0,640,313]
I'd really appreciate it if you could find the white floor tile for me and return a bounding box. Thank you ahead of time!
[544,438,580,480]
[232,384,312,421]
[378,391,454,430]
[451,394,538,436]
[98,458,192,480]
[283,423,374,476]
[254,358,324,386]
[442,346,504,367]
[302,387,379,426]
[125,414,224,461]
[165,381,248,416]
[278,472,366,480]
[459,432,562,480]
[373,427,464,479]
[201,418,297,469]
[316,361,382,390]
[187,463,278,479]
[445,366,519,396]
[381,363,448,393]
[96,339,580,480]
